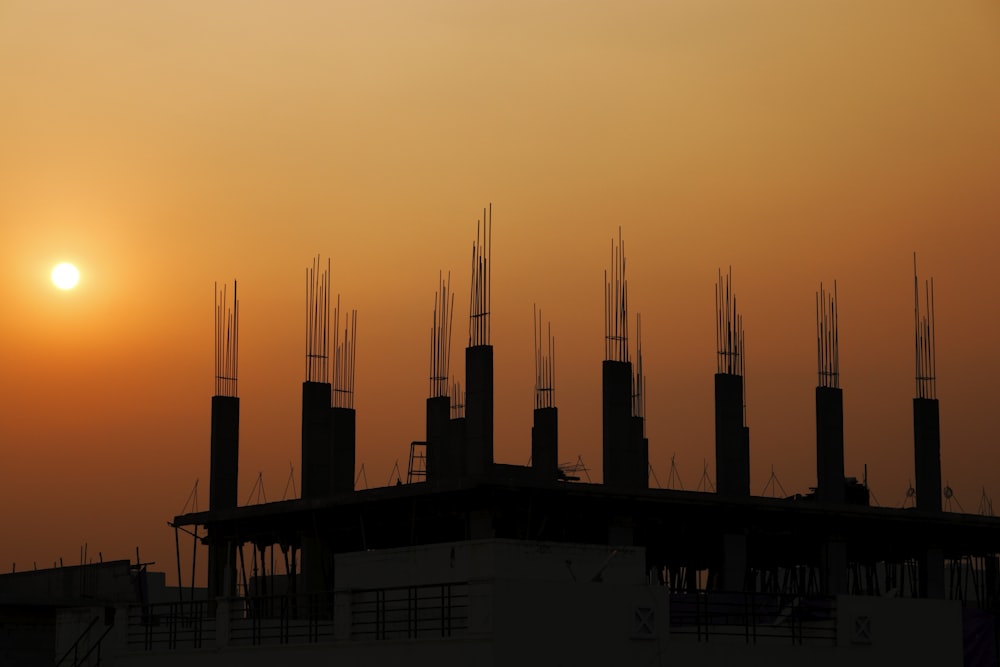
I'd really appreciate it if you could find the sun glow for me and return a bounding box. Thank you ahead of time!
[51,263,80,290]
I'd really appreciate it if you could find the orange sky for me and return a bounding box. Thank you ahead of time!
[1,2,999,583]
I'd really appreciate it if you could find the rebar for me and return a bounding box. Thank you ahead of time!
[305,256,330,383]
[214,281,239,397]
[913,254,937,399]
[468,205,492,347]
[604,228,629,362]
[816,281,839,389]
[534,305,556,409]
[430,272,455,398]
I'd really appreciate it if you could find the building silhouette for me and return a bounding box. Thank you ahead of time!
[2,219,998,667]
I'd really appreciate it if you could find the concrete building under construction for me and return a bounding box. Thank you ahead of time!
[4,210,999,666]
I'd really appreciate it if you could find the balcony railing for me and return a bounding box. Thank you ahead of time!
[669,591,836,645]
[351,583,469,640]
[127,600,214,650]
[229,592,336,646]
[126,582,469,650]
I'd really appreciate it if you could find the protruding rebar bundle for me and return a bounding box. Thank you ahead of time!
[332,296,358,409]
[468,205,491,347]
[305,256,330,384]
[450,381,465,419]
[214,281,239,397]
[817,281,839,389]
[632,313,646,425]
[715,267,744,377]
[430,272,455,398]
[914,254,937,400]
[533,305,556,410]
[604,228,629,363]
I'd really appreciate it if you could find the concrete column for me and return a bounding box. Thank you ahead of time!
[209,396,239,510]
[301,381,333,499]
[602,360,632,488]
[913,398,942,512]
[531,407,559,482]
[208,395,239,600]
[715,373,749,497]
[332,407,356,493]
[465,345,494,476]
[816,386,846,503]
[426,395,450,482]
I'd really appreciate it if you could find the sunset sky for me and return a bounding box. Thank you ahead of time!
[1,2,999,583]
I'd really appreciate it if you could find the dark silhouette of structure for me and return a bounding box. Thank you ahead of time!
[207,282,239,600]
[601,230,648,490]
[531,306,559,482]
[141,222,1000,665]
[6,213,998,666]
[714,268,749,499]
[815,281,846,505]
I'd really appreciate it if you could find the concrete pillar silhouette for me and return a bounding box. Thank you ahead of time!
[714,373,749,497]
[602,360,632,488]
[913,397,942,512]
[465,345,494,476]
[816,386,845,504]
[425,395,451,481]
[300,381,333,499]
[208,395,239,600]
[331,406,356,493]
[531,406,559,482]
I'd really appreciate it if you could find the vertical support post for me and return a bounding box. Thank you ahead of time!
[301,382,333,499]
[465,345,494,476]
[426,395,451,481]
[531,407,559,481]
[913,398,942,512]
[602,360,632,487]
[714,373,749,497]
[208,397,239,600]
[332,406,356,493]
[815,387,845,503]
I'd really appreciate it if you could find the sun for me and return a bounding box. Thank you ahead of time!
[51,262,80,290]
